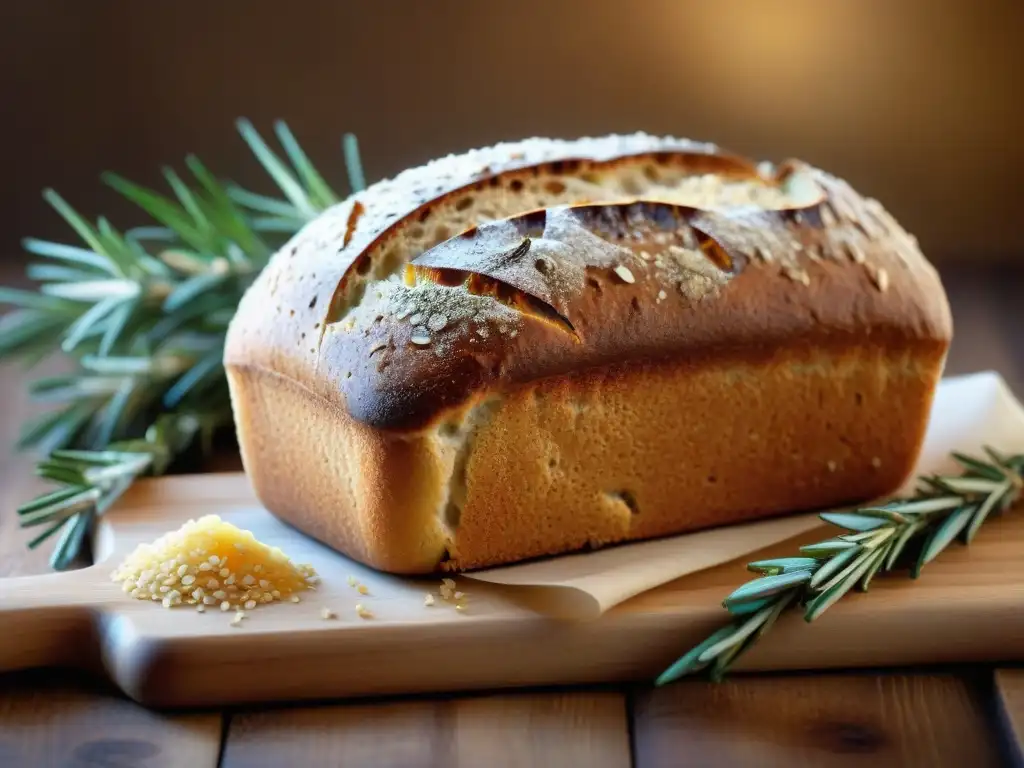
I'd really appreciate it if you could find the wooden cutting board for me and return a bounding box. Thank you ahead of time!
[1,472,1021,709]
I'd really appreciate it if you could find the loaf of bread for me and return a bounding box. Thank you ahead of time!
[224,134,952,574]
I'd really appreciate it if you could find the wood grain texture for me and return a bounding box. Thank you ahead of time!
[0,671,222,768]
[221,691,630,768]
[632,674,1003,768]
[995,669,1024,764]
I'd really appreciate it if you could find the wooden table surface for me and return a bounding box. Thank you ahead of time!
[1,263,1023,768]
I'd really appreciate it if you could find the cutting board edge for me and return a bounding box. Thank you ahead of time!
[98,583,1024,709]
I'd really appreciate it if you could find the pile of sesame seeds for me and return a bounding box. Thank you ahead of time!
[110,515,319,622]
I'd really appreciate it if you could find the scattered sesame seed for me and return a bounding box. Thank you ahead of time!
[209,555,220,566]
[424,594,435,606]
[199,562,212,572]
[321,607,336,620]
[196,604,205,613]
[873,266,890,293]
[219,568,230,578]
[348,576,358,587]
[782,265,811,286]
[244,600,257,610]
[357,584,369,595]
[242,575,256,586]
[613,265,635,284]
[355,603,373,619]
[453,591,464,600]
[181,574,196,586]
[657,289,667,302]
[221,601,232,612]
[872,456,882,468]
[291,595,301,603]
[455,604,466,612]
[177,564,189,577]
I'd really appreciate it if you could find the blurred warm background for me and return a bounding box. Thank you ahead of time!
[0,0,1022,384]
[3,0,1022,264]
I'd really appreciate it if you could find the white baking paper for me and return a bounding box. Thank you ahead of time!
[462,371,1024,619]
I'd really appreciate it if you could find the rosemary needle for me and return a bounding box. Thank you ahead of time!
[655,448,1024,686]
[2,120,361,570]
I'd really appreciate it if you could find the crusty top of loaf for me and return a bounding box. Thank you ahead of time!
[224,133,952,431]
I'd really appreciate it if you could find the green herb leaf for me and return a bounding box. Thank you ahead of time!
[343,132,366,193]
[914,505,976,574]
[655,623,740,686]
[818,512,888,532]
[721,570,812,609]
[808,545,862,589]
[746,557,819,575]
[236,118,316,217]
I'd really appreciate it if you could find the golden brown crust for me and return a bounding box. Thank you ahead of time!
[223,133,953,573]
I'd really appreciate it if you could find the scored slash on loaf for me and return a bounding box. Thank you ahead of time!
[224,134,952,574]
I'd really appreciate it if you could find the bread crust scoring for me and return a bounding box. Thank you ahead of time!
[225,134,952,432]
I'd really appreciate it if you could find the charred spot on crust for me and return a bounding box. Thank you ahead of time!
[343,201,365,248]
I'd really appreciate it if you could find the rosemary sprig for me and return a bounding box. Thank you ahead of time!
[1,119,365,569]
[655,448,1024,685]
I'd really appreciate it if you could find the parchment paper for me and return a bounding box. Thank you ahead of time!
[462,371,1024,618]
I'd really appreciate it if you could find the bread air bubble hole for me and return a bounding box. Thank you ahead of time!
[643,164,660,182]
[586,277,603,294]
[356,255,372,276]
[548,457,557,469]
[855,392,864,406]
[408,225,425,239]
[581,171,600,185]
[535,258,550,276]
[545,180,566,195]
[606,490,640,515]
[438,421,460,439]
[630,297,641,313]
[509,179,524,192]
[434,225,451,242]
[378,247,403,277]
[707,475,718,484]
[456,196,474,212]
